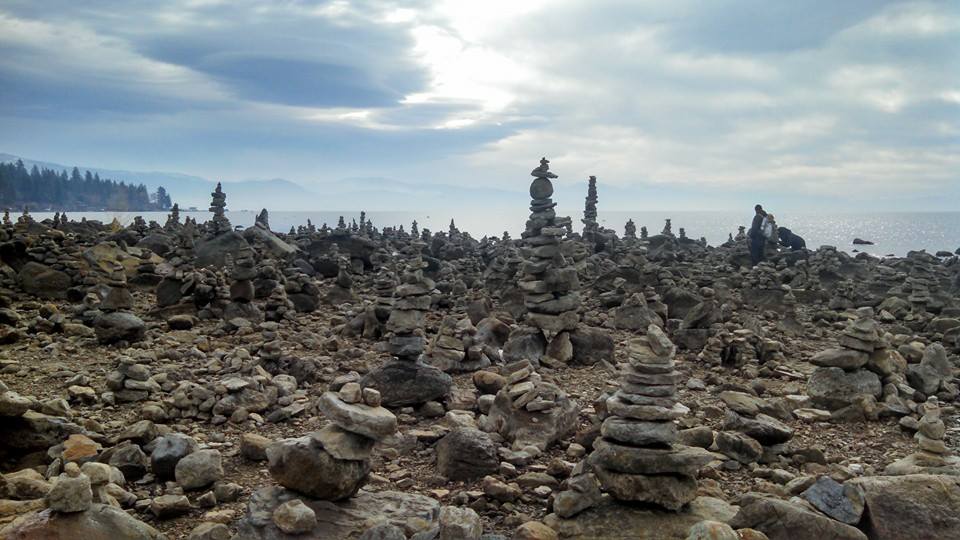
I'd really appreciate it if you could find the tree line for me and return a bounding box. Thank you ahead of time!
[0,160,172,211]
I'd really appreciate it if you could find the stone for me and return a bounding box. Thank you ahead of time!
[722,412,793,446]
[266,436,369,500]
[715,431,762,464]
[0,391,31,417]
[800,476,864,525]
[810,349,869,370]
[600,417,677,446]
[234,487,440,539]
[151,433,198,480]
[272,499,317,535]
[318,392,397,440]
[545,496,737,540]
[175,449,224,491]
[360,361,453,408]
[0,504,164,539]
[849,474,960,540]
[513,521,559,540]
[438,505,482,540]
[312,425,376,461]
[93,312,146,344]
[46,471,92,513]
[807,367,881,410]
[62,434,101,463]
[187,522,232,540]
[592,466,698,511]
[151,494,192,519]
[588,439,715,476]
[436,428,499,481]
[729,494,867,540]
[686,520,739,540]
[241,433,272,462]
[18,262,71,299]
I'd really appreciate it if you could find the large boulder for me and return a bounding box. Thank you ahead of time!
[18,262,71,299]
[848,474,960,540]
[360,361,452,407]
[729,494,866,540]
[234,487,440,540]
[194,231,250,269]
[906,344,952,395]
[436,428,499,481]
[806,367,881,410]
[485,385,578,450]
[569,327,615,365]
[545,496,736,540]
[243,226,299,259]
[266,436,369,500]
[93,312,146,344]
[0,504,164,539]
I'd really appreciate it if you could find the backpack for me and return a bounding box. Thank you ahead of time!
[761,217,774,239]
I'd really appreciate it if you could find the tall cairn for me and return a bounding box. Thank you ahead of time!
[520,158,580,336]
[587,324,712,510]
[208,182,232,236]
[582,175,599,244]
[361,240,452,407]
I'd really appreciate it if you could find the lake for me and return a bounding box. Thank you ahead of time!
[31,210,960,258]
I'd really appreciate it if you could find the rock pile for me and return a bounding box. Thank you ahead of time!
[266,386,396,500]
[483,359,579,451]
[587,325,712,510]
[807,309,884,415]
[208,182,231,236]
[362,241,452,407]
[582,175,599,244]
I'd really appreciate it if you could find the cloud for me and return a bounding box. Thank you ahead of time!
[0,0,957,210]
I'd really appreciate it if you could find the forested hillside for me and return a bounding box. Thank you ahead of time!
[0,159,171,211]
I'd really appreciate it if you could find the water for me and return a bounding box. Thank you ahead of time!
[32,210,960,258]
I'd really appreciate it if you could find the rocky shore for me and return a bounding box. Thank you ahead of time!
[1,162,959,539]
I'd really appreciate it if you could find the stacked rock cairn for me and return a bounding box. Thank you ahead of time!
[266,383,397,502]
[387,240,432,363]
[807,308,883,413]
[208,182,232,236]
[582,175,599,244]
[587,324,711,510]
[520,158,580,351]
[225,246,261,321]
[624,219,637,240]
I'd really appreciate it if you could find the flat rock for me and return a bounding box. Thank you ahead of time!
[0,504,164,539]
[545,496,737,539]
[234,487,440,540]
[318,392,397,440]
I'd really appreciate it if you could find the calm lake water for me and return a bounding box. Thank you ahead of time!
[33,210,960,258]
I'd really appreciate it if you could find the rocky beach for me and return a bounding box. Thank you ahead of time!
[1,159,959,540]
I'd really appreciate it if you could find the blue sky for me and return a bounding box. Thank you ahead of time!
[0,0,958,210]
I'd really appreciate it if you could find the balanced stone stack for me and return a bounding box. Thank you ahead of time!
[208,182,232,236]
[661,219,674,237]
[266,386,397,501]
[640,226,648,239]
[224,247,262,322]
[587,324,712,510]
[519,157,580,342]
[483,359,578,451]
[807,309,884,413]
[582,175,599,244]
[362,242,452,407]
[885,397,960,474]
[624,219,637,240]
[164,203,181,230]
[105,357,160,404]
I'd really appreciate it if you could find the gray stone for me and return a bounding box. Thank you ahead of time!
[438,505,482,540]
[0,504,164,539]
[266,436,369,500]
[150,433,197,480]
[800,476,865,525]
[849,474,960,540]
[807,367,881,410]
[46,472,92,513]
[360,361,453,407]
[272,499,317,535]
[151,494,192,519]
[729,494,867,540]
[312,425,376,461]
[436,428,499,481]
[318,392,397,440]
[175,449,223,491]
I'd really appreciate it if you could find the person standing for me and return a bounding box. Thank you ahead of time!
[748,204,767,265]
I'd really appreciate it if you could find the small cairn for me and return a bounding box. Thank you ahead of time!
[164,203,181,230]
[224,246,262,322]
[582,175,599,244]
[266,384,397,501]
[640,226,648,240]
[624,219,637,240]
[208,182,232,236]
[361,241,452,407]
[587,325,711,510]
[807,308,884,416]
[661,219,674,237]
[886,397,960,474]
[483,359,578,451]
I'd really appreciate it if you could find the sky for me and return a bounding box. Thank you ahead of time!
[0,0,958,210]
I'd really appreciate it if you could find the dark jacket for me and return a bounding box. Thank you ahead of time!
[749,214,765,240]
[777,227,806,250]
